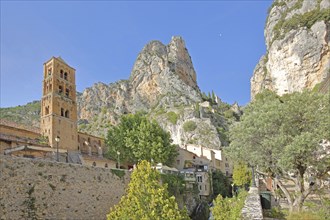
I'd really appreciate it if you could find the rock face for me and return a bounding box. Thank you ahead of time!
[251,0,330,98]
[77,37,201,123]
[76,36,238,149]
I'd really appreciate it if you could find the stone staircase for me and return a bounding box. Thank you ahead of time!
[67,151,82,164]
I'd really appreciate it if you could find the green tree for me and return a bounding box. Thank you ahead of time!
[106,113,178,166]
[212,170,232,198]
[107,160,189,220]
[232,162,251,187]
[227,90,330,212]
[211,190,248,220]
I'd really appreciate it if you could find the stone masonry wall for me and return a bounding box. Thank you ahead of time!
[0,155,130,220]
[241,187,263,220]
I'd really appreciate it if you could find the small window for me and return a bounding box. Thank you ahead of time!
[65,110,69,118]
[226,171,229,176]
[105,163,108,168]
[92,162,96,167]
[45,106,49,115]
[61,108,64,117]
[59,85,63,94]
[60,69,63,78]
[65,88,69,97]
[49,84,52,90]
[48,68,52,76]
[64,72,68,80]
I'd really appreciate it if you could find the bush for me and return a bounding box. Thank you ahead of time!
[183,121,197,132]
[166,111,178,125]
[211,190,248,220]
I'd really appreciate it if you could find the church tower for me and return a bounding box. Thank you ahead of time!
[40,57,78,151]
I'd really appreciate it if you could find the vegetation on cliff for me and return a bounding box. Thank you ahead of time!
[0,101,40,127]
[227,90,330,212]
[107,160,189,220]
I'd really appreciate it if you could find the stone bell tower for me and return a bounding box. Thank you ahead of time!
[40,57,78,151]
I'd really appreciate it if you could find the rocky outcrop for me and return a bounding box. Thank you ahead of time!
[251,0,330,98]
[76,36,241,149]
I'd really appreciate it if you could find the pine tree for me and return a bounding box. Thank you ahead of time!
[107,160,189,220]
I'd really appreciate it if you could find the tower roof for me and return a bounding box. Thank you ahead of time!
[56,56,68,65]
[44,56,75,70]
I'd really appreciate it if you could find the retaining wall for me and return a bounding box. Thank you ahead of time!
[0,155,130,220]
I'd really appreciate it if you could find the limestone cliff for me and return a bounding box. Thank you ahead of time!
[251,0,330,98]
[77,36,238,149]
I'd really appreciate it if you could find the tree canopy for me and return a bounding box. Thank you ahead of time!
[227,90,330,211]
[232,162,252,187]
[107,160,189,220]
[106,113,178,166]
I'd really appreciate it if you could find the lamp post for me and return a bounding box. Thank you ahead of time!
[84,140,90,156]
[117,151,120,169]
[55,136,60,162]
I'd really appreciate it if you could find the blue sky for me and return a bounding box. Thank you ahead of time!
[1,0,272,108]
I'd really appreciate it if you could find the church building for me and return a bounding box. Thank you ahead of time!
[0,57,115,168]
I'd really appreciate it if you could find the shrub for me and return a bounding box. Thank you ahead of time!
[111,169,126,178]
[166,111,178,125]
[211,190,248,220]
[183,121,197,132]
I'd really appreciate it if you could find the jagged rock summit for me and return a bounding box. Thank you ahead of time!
[77,36,203,134]
[251,0,330,98]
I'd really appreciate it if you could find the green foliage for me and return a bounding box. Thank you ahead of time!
[211,190,248,220]
[232,162,251,187]
[111,169,126,178]
[287,211,323,220]
[216,127,229,146]
[0,101,40,126]
[223,110,234,119]
[227,90,330,211]
[36,135,49,145]
[194,103,200,118]
[160,173,185,197]
[167,111,179,125]
[263,207,286,219]
[303,196,330,219]
[212,170,232,199]
[183,121,197,132]
[107,160,189,220]
[106,113,178,166]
